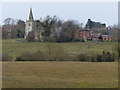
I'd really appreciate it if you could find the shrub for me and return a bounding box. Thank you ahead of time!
[89,54,97,62]
[80,40,85,42]
[95,51,115,62]
[72,38,80,42]
[16,50,46,61]
[46,44,64,61]
[26,31,35,42]
[102,51,115,62]
[16,44,64,61]
[77,53,90,62]
[76,51,115,62]
[16,57,23,61]
[57,53,76,61]
[96,55,102,62]
[15,49,115,62]
[48,37,58,42]
[2,54,12,61]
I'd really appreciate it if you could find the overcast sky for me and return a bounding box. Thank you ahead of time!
[1,2,118,26]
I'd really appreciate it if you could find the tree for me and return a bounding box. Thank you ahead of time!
[107,25,118,41]
[4,19,26,38]
[3,18,15,31]
[3,18,25,39]
[58,20,80,42]
[79,23,84,29]
[39,15,58,41]
[99,35,103,41]
[27,31,35,42]
[3,18,15,25]
[15,20,25,38]
[11,25,17,38]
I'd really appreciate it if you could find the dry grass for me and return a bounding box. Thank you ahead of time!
[2,62,118,88]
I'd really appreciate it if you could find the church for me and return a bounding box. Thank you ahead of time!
[24,8,43,39]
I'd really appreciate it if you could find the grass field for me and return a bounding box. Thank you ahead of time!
[2,39,117,60]
[2,39,118,88]
[2,62,118,88]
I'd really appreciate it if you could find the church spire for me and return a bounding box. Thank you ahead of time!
[29,8,34,21]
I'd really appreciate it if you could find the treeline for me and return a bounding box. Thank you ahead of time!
[2,16,118,42]
[26,16,82,42]
[2,16,82,43]
[2,18,25,39]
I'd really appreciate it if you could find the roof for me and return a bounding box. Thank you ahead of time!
[29,8,34,21]
[94,33,102,36]
[102,35,112,37]
[80,29,90,31]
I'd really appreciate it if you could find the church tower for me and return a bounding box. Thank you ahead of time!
[25,8,36,39]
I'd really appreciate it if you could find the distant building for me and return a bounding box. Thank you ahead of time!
[74,29,112,42]
[25,8,35,38]
[101,35,112,41]
[85,19,106,29]
[74,29,93,41]
[25,8,43,39]
[93,33,102,41]
[80,29,93,41]
[93,33,112,41]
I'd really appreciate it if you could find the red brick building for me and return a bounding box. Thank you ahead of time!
[101,35,112,41]
[74,29,93,41]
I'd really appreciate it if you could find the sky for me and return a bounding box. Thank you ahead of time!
[1,2,118,26]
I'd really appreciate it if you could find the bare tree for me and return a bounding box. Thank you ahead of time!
[3,18,15,25]
[39,15,58,41]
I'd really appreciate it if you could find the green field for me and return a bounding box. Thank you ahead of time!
[2,39,117,60]
[2,39,118,88]
[2,62,118,88]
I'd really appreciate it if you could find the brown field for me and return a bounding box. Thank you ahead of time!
[2,62,118,88]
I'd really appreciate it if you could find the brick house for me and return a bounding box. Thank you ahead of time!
[101,35,112,41]
[93,33,112,41]
[93,33,102,41]
[74,29,112,42]
[74,29,93,41]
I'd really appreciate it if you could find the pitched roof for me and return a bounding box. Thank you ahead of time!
[29,8,34,21]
